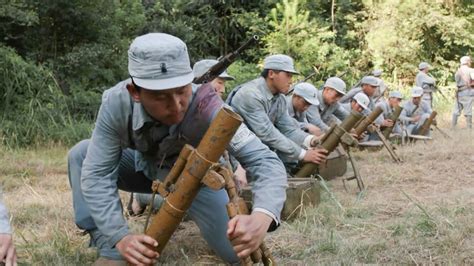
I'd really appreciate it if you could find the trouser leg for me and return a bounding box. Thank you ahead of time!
[68,140,151,259]
[466,115,472,129]
[187,187,239,263]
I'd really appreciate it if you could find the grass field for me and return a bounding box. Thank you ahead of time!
[1,122,473,265]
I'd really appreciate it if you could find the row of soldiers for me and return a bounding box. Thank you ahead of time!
[63,32,472,265]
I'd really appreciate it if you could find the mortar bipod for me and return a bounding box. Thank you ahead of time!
[372,126,403,163]
[338,132,365,192]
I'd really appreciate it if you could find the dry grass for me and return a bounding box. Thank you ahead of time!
[0,128,473,265]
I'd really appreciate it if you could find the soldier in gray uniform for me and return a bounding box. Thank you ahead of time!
[375,91,403,135]
[193,59,235,98]
[452,56,474,129]
[129,59,240,216]
[305,77,349,132]
[0,189,17,265]
[340,76,381,114]
[371,69,387,104]
[415,62,436,107]
[227,54,327,170]
[400,87,433,136]
[67,33,288,265]
[286,82,321,135]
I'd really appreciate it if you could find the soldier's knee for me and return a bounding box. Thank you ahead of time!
[68,139,90,165]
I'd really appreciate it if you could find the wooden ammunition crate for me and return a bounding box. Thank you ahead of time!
[241,177,320,221]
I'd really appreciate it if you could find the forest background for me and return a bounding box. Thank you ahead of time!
[1,0,473,147]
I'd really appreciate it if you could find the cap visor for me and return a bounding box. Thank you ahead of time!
[284,68,300,75]
[133,72,194,90]
[305,98,319,105]
[219,73,235,80]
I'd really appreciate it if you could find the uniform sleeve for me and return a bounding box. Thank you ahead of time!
[274,100,310,147]
[227,124,287,223]
[332,103,350,121]
[231,91,305,161]
[399,103,414,123]
[306,105,330,132]
[81,92,130,247]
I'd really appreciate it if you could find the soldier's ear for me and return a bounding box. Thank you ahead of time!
[126,83,141,102]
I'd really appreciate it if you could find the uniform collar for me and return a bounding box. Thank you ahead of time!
[317,90,327,110]
[258,77,278,101]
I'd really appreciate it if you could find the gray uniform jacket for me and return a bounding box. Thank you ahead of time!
[81,80,287,247]
[455,65,474,97]
[415,72,436,93]
[227,77,310,161]
[306,90,349,132]
[0,190,11,234]
[399,100,432,124]
[285,95,309,130]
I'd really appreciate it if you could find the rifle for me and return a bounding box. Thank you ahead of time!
[193,35,259,84]
[294,110,363,178]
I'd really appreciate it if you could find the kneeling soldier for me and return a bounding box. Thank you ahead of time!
[227,54,327,171]
[400,87,433,136]
[67,33,287,265]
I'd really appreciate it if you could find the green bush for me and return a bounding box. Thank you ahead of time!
[0,45,92,148]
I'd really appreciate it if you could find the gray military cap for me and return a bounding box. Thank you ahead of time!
[460,56,471,65]
[388,91,403,99]
[193,59,235,81]
[371,69,383,77]
[263,54,300,74]
[411,86,423,97]
[353,92,370,110]
[293,82,319,105]
[128,33,194,90]
[324,77,346,95]
[418,62,430,70]
[360,76,380,87]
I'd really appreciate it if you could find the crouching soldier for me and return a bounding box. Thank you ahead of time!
[286,82,322,136]
[400,87,433,136]
[67,33,287,265]
[376,91,403,136]
[306,77,349,132]
[227,54,327,172]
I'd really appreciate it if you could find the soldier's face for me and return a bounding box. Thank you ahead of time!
[389,97,401,107]
[351,101,363,113]
[412,96,421,105]
[270,70,293,94]
[362,84,377,97]
[211,78,226,98]
[292,95,311,113]
[323,87,343,105]
[127,83,193,125]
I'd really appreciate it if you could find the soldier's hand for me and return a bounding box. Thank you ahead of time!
[413,115,421,123]
[116,234,159,265]
[303,148,328,164]
[306,124,322,136]
[0,233,17,266]
[227,212,272,258]
[309,135,323,147]
[382,119,394,127]
[234,164,248,188]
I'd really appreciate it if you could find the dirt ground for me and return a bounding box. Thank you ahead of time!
[0,127,472,264]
